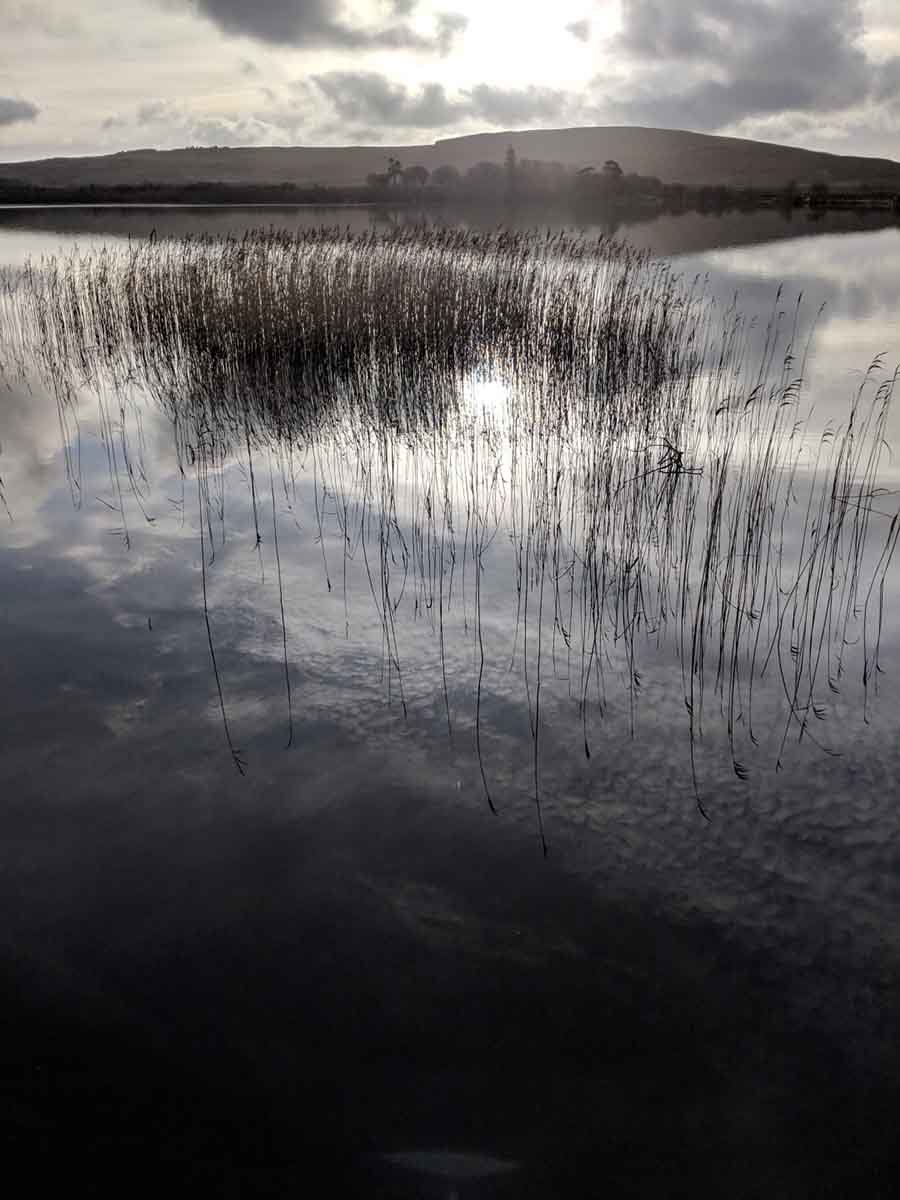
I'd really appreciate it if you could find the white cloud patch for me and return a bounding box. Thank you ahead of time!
[0,2,81,37]
[109,95,306,147]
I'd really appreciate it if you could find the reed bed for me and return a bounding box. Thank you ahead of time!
[0,227,896,846]
[0,227,698,436]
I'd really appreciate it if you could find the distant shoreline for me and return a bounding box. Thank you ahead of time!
[0,202,375,211]
[2,192,899,215]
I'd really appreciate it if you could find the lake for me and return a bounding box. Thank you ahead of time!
[1,205,898,1197]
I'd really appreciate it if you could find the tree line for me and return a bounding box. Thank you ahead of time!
[367,147,900,214]
[3,144,899,213]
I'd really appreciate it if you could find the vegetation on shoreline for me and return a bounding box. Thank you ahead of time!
[0,178,388,207]
[3,147,900,213]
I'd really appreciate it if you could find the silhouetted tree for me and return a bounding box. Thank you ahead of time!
[432,164,461,189]
[665,182,686,209]
[402,164,429,187]
[780,178,799,208]
[504,144,518,201]
[517,157,567,195]
[386,157,403,186]
[466,161,505,194]
[810,178,830,207]
[573,165,596,202]
[599,158,625,200]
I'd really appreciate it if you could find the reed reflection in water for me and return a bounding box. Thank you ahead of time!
[1,226,897,850]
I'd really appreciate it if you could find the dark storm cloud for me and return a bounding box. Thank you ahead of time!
[0,97,39,126]
[310,73,573,130]
[184,0,467,53]
[564,18,590,43]
[606,0,874,130]
[613,0,730,60]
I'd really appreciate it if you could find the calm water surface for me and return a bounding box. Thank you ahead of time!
[1,206,898,1196]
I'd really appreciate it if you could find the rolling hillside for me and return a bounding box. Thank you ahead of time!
[437,127,900,190]
[2,126,900,192]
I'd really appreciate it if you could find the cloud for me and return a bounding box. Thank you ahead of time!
[874,56,900,110]
[564,18,590,42]
[311,71,463,126]
[137,98,180,126]
[91,71,578,150]
[0,97,39,126]
[602,0,874,131]
[434,10,467,54]
[0,2,80,37]
[466,84,569,125]
[182,0,467,53]
[188,113,299,145]
[612,0,729,61]
[94,94,307,150]
[310,72,576,132]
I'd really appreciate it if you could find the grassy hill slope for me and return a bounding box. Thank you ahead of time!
[2,126,899,192]
[436,127,900,190]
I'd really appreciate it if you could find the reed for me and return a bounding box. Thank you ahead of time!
[0,226,896,847]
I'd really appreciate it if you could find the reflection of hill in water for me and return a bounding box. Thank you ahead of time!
[1,227,897,846]
[608,205,900,256]
[1,201,897,259]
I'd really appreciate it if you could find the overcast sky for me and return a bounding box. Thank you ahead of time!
[3,0,900,162]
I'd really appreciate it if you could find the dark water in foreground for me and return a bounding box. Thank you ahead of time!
[1,209,899,1197]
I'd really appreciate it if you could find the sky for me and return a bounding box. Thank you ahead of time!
[3,0,900,162]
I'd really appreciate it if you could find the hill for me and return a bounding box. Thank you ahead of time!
[2,126,900,192]
[436,127,900,190]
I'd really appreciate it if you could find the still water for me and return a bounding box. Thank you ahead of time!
[1,206,898,1196]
